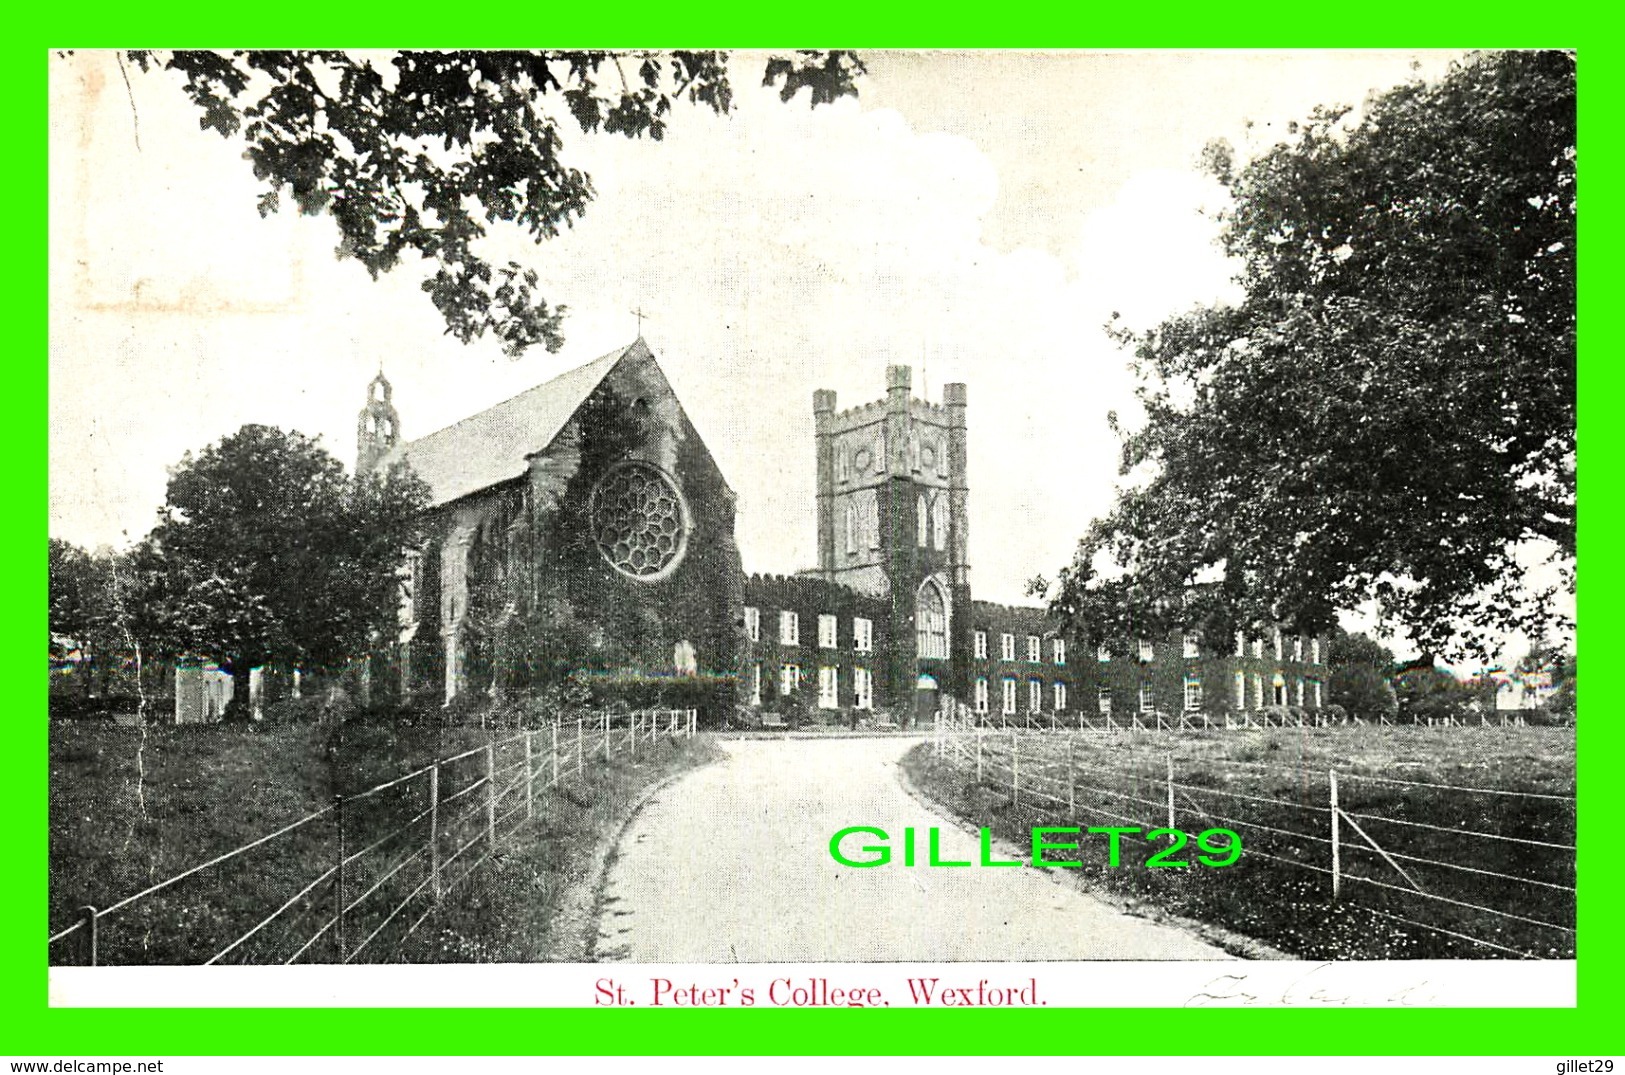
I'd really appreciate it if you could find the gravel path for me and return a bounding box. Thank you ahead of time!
[594,736,1235,962]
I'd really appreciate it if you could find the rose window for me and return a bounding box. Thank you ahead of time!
[590,463,688,580]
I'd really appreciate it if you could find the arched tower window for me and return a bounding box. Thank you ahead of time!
[356,371,401,474]
[916,578,949,660]
[932,496,948,551]
[916,494,928,547]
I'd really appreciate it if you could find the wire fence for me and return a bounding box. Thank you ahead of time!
[49,708,697,966]
[952,707,1540,733]
[931,713,1575,959]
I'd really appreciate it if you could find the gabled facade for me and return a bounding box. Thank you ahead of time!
[360,339,744,705]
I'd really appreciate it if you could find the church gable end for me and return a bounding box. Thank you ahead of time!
[382,340,743,712]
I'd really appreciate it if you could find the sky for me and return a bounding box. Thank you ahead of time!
[52,48,1563,664]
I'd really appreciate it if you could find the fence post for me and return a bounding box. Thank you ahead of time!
[976,731,983,783]
[689,708,697,737]
[1166,753,1176,830]
[485,742,496,850]
[334,793,347,961]
[551,723,560,788]
[1066,737,1075,817]
[1329,768,1342,900]
[78,905,98,967]
[576,718,584,774]
[1011,732,1020,805]
[429,764,442,902]
[603,711,611,759]
[630,712,637,760]
[525,730,535,820]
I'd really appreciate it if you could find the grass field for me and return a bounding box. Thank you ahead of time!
[903,725,1576,960]
[392,735,719,962]
[48,716,714,964]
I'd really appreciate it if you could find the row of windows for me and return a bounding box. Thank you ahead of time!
[972,631,1065,666]
[1097,675,1325,714]
[837,492,952,554]
[750,662,874,710]
[747,607,1068,667]
[1232,630,1321,664]
[972,677,1068,714]
[1097,632,1323,664]
[746,608,874,653]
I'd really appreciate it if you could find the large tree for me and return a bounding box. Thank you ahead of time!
[1050,50,1575,660]
[122,49,864,357]
[1326,629,1399,722]
[48,539,114,694]
[48,539,169,707]
[145,425,428,717]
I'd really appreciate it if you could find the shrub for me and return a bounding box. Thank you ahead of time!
[1324,703,1348,723]
[778,693,812,729]
[569,671,737,725]
[260,695,332,724]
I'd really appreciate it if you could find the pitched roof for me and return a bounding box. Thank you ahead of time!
[378,340,640,507]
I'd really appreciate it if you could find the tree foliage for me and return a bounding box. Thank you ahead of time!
[1329,665,1399,723]
[1392,665,1476,724]
[125,49,864,357]
[1323,629,1400,722]
[1050,51,1575,660]
[144,424,429,716]
[1327,629,1396,673]
[1515,641,1577,719]
[49,539,95,649]
[48,540,120,683]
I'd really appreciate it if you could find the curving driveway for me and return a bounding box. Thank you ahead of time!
[593,736,1235,962]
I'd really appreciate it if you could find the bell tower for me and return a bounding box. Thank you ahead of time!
[813,365,971,706]
[356,371,400,474]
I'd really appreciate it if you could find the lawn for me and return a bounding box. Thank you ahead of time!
[48,714,713,964]
[902,724,1576,960]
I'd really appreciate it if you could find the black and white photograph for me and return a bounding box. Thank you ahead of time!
[46,49,1576,1006]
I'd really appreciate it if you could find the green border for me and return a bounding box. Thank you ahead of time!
[14,4,1618,1057]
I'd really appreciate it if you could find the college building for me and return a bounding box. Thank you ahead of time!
[357,340,1327,723]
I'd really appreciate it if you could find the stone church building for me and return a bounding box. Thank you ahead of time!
[358,340,1328,725]
[358,339,743,708]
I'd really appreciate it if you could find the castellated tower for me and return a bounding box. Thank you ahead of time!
[814,366,971,706]
[356,372,400,474]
